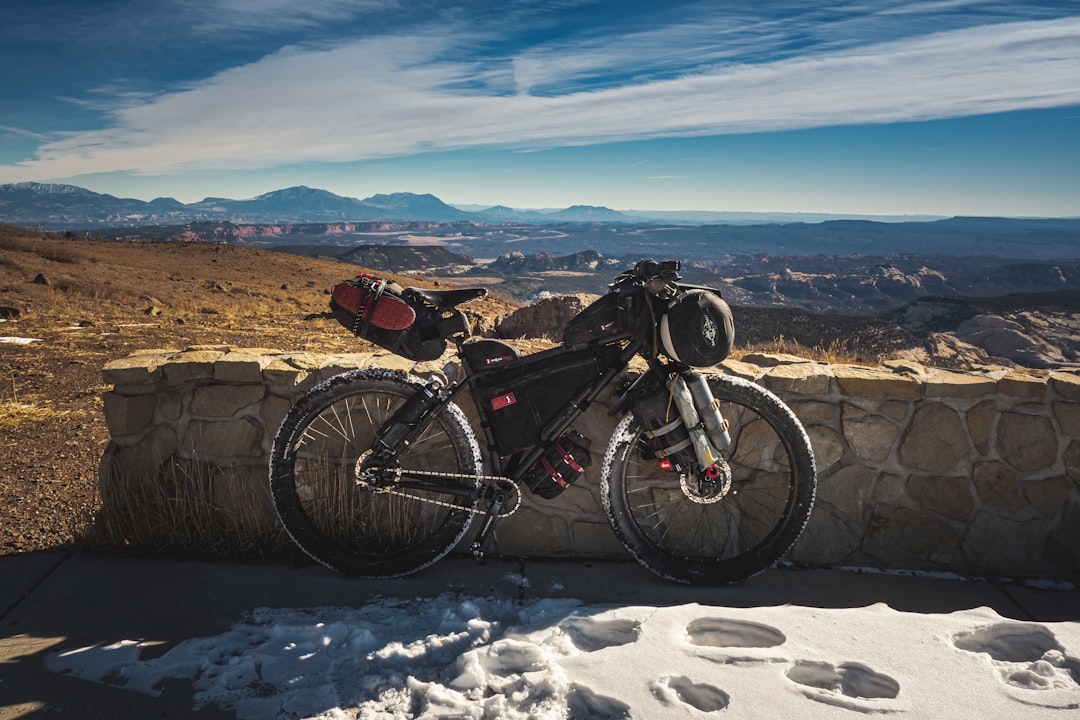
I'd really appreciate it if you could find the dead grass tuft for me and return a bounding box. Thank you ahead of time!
[0,401,57,429]
[738,334,875,365]
[93,455,294,562]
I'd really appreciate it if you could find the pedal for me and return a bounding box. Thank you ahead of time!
[470,481,520,561]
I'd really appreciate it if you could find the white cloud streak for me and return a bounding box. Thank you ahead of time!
[4,16,1080,182]
[184,0,398,33]
[0,126,52,142]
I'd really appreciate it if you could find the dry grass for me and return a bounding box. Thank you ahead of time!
[0,400,56,429]
[94,456,295,562]
[738,335,871,365]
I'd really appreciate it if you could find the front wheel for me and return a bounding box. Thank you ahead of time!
[269,369,482,576]
[602,374,816,585]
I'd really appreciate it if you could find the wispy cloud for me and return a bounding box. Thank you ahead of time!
[184,0,398,33]
[0,126,52,142]
[4,13,1079,182]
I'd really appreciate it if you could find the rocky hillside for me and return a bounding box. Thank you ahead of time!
[706,254,1080,315]
[335,244,475,273]
[487,250,624,274]
[885,293,1080,368]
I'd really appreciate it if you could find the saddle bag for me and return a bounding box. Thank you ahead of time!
[521,431,592,499]
[330,274,466,362]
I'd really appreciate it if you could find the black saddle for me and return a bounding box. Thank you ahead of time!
[406,286,488,311]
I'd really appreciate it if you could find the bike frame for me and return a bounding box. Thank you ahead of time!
[370,336,642,485]
[359,333,654,556]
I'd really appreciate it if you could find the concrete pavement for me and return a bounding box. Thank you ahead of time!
[1,552,1077,718]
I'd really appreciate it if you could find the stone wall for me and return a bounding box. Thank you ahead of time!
[101,347,1080,579]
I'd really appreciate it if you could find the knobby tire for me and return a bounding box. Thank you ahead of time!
[269,369,482,577]
[601,373,816,585]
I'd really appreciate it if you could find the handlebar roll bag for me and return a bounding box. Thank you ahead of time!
[658,289,734,368]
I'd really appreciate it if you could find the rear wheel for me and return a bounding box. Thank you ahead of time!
[602,374,816,585]
[270,369,481,576]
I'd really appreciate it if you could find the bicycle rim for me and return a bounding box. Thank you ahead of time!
[272,373,480,575]
[604,375,815,584]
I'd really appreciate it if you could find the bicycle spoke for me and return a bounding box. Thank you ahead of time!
[604,375,815,584]
[271,373,481,576]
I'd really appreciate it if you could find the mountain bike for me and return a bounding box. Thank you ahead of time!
[269,260,816,585]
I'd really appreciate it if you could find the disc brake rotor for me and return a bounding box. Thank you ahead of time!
[679,456,733,504]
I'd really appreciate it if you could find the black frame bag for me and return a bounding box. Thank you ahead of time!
[474,345,618,453]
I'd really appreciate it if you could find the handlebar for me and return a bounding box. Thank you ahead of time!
[616,258,681,300]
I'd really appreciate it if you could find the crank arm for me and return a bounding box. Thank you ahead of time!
[380,479,478,498]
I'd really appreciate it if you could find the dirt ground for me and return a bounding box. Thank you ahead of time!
[0,227,518,556]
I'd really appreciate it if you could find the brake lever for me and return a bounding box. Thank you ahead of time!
[645,276,679,300]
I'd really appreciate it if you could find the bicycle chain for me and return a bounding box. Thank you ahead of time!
[360,466,522,517]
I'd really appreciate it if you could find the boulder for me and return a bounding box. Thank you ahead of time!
[955,314,1068,368]
[496,294,599,341]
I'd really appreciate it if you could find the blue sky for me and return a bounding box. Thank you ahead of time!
[1,0,1078,216]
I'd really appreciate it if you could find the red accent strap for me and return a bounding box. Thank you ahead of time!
[358,277,384,319]
[555,441,584,473]
[540,455,567,488]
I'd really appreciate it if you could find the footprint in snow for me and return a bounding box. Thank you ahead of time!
[686,617,787,648]
[652,674,731,713]
[560,616,641,652]
[786,660,901,712]
[954,622,1080,696]
[566,683,631,720]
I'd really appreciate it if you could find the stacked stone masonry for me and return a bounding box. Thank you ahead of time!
[102,347,1080,579]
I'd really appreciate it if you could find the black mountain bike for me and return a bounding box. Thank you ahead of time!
[269,260,816,585]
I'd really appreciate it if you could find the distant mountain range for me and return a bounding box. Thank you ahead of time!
[0,182,645,229]
[0,181,949,230]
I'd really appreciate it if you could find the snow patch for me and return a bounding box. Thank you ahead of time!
[45,595,1080,719]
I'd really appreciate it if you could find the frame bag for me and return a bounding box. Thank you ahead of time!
[475,346,617,453]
